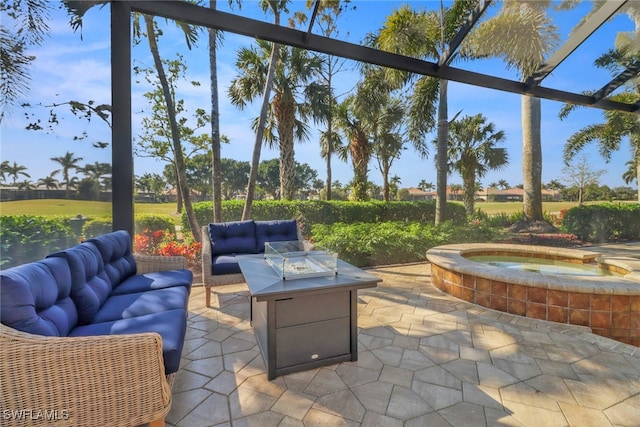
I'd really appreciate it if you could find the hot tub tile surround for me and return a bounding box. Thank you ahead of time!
[426,243,640,346]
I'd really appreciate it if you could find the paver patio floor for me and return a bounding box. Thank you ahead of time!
[166,259,639,427]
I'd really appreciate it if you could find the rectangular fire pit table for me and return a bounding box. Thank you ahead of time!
[237,254,381,380]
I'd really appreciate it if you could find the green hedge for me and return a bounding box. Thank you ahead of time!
[561,203,640,243]
[190,200,467,236]
[0,216,77,268]
[135,214,176,234]
[0,214,182,267]
[310,221,499,267]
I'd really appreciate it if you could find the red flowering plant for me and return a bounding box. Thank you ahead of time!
[134,229,202,269]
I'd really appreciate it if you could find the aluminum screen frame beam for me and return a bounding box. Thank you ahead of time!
[525,0,628,88]
[125,0,637,113]
[438,0,493,68]
[127,1,637,113]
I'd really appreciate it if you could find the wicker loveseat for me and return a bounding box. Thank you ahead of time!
[201,219,307,307]
[0,230,192,427]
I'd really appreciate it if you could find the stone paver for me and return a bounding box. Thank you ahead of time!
[163,256,640,427]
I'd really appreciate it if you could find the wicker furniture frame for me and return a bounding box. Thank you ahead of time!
[201,224,309,308]
[0,254,186,427]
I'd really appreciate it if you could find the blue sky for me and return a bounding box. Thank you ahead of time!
[1,1,636,191]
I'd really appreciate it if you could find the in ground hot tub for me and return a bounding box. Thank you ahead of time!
[426,244,640,346]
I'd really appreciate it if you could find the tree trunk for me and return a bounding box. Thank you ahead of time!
[435,80,448,225]
[462,166,476,218]
[326,128,332,200]
[209,0,222,223]
[382,166,390,202]
[636,157,640,204]
[521,95,543,222]
[350,132,370,201]
[274,92,296,200]
[144,15,200,242]
[326,68,333,201]
[635,141,640,204]
[242,42,279,220]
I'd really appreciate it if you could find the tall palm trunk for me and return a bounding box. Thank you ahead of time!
[635,127,640,204]
[381,164,390,201]
[461,164,475,217]
[274,92,296,200]
[636,153,640,204]
[326,124,333,200]
[350,131,370,201]
[522,95,543,222]
[144,15,200,241]
[325,65,333,201]
[209,0,222,223]
[435,80,448,225]
[242,42,279,220]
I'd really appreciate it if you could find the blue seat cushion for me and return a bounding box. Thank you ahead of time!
[209,220,257,256]
[85,231,136,287]
[211,255,242,275]
[93,287,189,324]
[110,269,193,296]
[47,243,111,325]
[69,309,188,375]
[255,220,299,253]
[0,257,78,337]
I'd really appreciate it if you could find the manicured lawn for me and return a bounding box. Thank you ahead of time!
[0,200,181,222]
[0,199,624,222]
[473,201,581,216]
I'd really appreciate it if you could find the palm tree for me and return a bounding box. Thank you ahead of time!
[559,3,639,203]
[545,179,565,199]
[497,179,510,190]
[208,0,223,222]
[373,1,478,224]
[226,0,287,219]
[622,160,637,186]
[140,14,202,240]
[418,179,434,192]
[334,92,373,201]
[229,39,329,201]
[301,0,351,201]
[51,151,83,199]
[371,95,406,201]
[446,113,509,217]
[16,179,36,191]
[1,1,52,120]
[467,1,559,223]
[449,183,463,200]
[77,161,111,201]
[6,161,30,185]
[37,175,60,190]
[208,0,241,223]
[65,1,202,240]
[0,160,10,184]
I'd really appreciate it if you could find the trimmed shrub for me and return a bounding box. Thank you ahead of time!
[310,220,500,267]
[561,203,640,243]
[82,217,112,239]
[0,216,77,268]
[191,200,467,237]
[135,214,176,234]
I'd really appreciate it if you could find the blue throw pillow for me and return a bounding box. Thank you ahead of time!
[208,220,257,256]
[255,220,298,253]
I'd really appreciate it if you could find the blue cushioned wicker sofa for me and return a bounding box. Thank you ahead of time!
[0,230,192,427]
[201,219,307,307]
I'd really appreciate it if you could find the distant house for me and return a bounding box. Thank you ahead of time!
[405,187,434,201]
[477,187,560,202]
[161,187,204,202]
[404,187,465,202]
